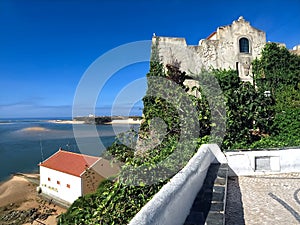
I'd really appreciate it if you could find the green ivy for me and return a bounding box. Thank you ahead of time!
[58,41,300,224]
[58,38,207,224]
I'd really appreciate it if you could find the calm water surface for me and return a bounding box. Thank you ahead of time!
[0,118,137,182]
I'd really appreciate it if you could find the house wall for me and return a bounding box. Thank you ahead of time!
[40,166,82,204]
[81,158,120,195]
[81,168,104,195]
[154,17,266,84]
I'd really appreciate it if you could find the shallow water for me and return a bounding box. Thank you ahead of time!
[0,118,138,181]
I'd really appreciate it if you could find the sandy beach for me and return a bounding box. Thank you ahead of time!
[47,120,86,124]
[0,174,66,225]
[105,118,142,125]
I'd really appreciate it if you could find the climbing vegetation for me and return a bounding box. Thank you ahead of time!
[58,42,300,224]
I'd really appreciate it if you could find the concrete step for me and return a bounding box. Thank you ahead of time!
[184,211,205,225]
[183,163,228,225]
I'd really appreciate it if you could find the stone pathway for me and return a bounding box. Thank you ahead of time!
[226,173,300,225]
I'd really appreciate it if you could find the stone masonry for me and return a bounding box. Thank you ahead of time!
[154,16,266,83]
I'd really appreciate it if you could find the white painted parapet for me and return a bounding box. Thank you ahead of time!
[226,148,300,176]
[128,144,227,225]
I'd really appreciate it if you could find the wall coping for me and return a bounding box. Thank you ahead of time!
[225,146,300,152]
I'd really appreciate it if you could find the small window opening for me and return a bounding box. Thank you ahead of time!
[239,38,250,53]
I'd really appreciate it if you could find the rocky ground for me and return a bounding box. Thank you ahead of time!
[0,200,59,225]
[0,174,66,225]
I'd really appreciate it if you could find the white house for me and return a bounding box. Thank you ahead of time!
[39,149,120,205]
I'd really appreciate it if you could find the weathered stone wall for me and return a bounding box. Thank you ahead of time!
[214,17,266,82]
[154,16,266,83]
[291,44,300,55]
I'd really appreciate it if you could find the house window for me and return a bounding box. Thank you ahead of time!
[48,177,51,181]
[66,184,71,188]
[239,38,250,53]
[57,181,60,185]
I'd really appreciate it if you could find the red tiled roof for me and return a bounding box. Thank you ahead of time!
[39,149,100,177]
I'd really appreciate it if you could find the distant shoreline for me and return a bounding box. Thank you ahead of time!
[48,118,142,125]
[104,118,142,125]
[47,120,86,124]
[74,116,142,125]
[0,117,143,125]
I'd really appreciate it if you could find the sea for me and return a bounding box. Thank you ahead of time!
[0,118,139,182]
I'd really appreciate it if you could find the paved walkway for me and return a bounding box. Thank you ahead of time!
[226,173,300,225]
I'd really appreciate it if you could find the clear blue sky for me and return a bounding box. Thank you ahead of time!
[1,0,299,118]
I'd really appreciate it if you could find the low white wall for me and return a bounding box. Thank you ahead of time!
[128,144,226,225]
[226,148,300,176]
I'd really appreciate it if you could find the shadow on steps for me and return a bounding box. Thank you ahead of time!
[184,163,235,225]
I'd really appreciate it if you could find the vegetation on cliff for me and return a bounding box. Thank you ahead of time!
[58,42,300,224]
[58,38,207,224]
[249,42,300,148]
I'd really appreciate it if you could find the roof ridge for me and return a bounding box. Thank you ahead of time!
[59,149,100,159]
[40,149,62,164]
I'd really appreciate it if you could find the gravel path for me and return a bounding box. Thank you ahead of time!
[225,173,300,225]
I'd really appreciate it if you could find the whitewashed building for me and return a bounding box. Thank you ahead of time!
[39,149,119,205]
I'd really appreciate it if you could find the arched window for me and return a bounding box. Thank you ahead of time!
[239,38,250,53]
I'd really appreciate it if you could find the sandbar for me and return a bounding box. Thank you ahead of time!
[20,127,49,132]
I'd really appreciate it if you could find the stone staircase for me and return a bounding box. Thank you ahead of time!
[184,163,228,225]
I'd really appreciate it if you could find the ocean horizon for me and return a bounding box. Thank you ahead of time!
[0,117,138,182]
